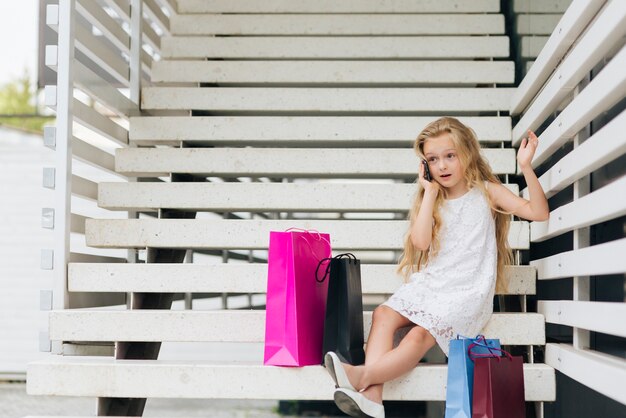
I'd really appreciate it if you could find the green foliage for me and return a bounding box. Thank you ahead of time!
[0,70,53,133]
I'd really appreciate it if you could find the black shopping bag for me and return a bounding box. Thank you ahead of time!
[317,253,366,365]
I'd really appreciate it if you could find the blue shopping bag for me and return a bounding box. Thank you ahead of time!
[444,335,501,418]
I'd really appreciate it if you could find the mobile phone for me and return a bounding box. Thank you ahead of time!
[421,160,432,182]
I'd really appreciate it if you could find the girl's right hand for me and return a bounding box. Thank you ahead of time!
[418,161,440,195]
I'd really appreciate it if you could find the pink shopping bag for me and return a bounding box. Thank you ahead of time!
[263,229,332,366]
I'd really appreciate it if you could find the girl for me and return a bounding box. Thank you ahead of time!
[324,117,549,418]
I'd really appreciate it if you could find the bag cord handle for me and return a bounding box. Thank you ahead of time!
[315,253,358,283]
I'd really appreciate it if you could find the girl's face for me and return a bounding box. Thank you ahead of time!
[423,133,466,194]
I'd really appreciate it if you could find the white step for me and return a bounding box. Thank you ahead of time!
[151,61,515,85]
[161,36,510,59]
[84,219,530,250]
[27,357,556,401]
[170,14,504,35]
[141,87,514,112]
[98,181,519,211]
[177,0,500,14]
[128,116,512,146]
[49,311,545,345]
[68,263,536,295]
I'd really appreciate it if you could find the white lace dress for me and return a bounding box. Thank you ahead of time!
[383,185,497,356]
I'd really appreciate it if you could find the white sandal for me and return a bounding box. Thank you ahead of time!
[324,351,356,391]
[334,387,385,418]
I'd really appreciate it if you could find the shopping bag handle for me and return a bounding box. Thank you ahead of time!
[468,342,514,362]
[454,334,501,358]
[284,228,332,263]
[315,253,358,283]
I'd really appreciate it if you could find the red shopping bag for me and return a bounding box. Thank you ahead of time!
[469,343,525,418]
[263,229,332,366]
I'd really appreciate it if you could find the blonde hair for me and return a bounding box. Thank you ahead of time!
[396,117,513,294]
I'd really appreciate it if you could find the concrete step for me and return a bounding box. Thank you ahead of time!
[161,36,510,59]
[97,181,519,211]
[151,60,515,85]
[68,263,536,295]
[49,310,545,345]
[169,14,504,35]
[177,0,500,14]
[27,357,556,401]
[84,219,530,250]
[114,148,517,178]
[128,116,512,147]
[141,87,514,112]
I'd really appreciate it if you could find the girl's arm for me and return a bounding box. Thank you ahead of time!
[488,131,550,221]
[410,162,440,250]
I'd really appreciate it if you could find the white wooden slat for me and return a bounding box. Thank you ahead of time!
[49,310,544,345]
[530,175,626,242]
[516,14,562,35]
[512,2,626,145]
[177,0,500,13]
[71,175,98,201]
[531,237,626,280]
[72,99,128,147]
[141,87,514,112]
[70,214,88,235]
[545,343,626,405]
[71,137,116,174]
[144,0,170,33]
[525,44,626,167]
[538,301,626,338]
[74,61,138,118]
[69,252,127,264]
[513,0,572,13]
[129,116,511,146]
[105,0,130,21]
[84,219,530,250]
[76,0,130,55]
[161,36,510,59]
[68,263,536,295]
[98,181,518,211]
[151,61,514,85]
[74,21,129,87]
[142,14,162,52]
[26,358,555,401]
[170,14,504,35]
[524,109,626,199]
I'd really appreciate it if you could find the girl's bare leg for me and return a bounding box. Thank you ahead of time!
[343,305,413,403]
[342,306,436,403]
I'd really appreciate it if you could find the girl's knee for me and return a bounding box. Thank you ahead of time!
[372,305,396,323]
[405,326,435,346]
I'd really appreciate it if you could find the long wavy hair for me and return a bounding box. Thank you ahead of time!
[396,117,513,294]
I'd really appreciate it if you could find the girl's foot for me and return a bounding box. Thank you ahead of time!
[334,388,385,418]
[360,385,384,405]
[324,352,364,391]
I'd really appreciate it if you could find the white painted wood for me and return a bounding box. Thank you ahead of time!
[141,87,514,112]
[71,137,116,175]
[98,181,518,211]
[74,21,129,86]
[49,310,545,345]
[524,109,626,199]
[161,36,510,59]
[73,100,128,146]
[545,343,626,405]
[84,219,530,250]
[129,116,511,146]
[71,175,98,201]
[512,3,626,145]
[76,0,129,54]
[170,14,504,35]
[177,0,500,13]
[113,148,515,178]
[511,0,604,115]
[525,44,626,167]
[530,175,626,242]
[144,0,169,33]
[514,0,572,13]
[516,14,562,35]
[68,263,536,295]
[151,61,514,85]
[74,61,137,118]
[26,358,555,401]
[531,237,626,280]
[69,252,127,263]
[520,36,549,58]
[538,301,626,338]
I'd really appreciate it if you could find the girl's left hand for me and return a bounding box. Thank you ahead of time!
[517,130,539,169]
